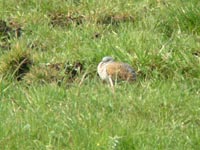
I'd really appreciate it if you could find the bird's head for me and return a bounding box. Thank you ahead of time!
[101,56,114,63]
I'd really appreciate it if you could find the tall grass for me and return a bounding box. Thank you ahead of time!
[0,0,200,149]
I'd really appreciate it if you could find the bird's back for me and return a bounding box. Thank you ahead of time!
[106,62,136,81]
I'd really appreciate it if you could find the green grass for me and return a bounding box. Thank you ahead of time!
[0,0,200,149]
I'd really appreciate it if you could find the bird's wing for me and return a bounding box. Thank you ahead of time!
[106,62,136,81]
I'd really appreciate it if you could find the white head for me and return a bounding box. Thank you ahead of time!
[101,56,114,63]
[98,56,114,80]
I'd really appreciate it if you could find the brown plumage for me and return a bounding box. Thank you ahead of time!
[106,62,136,81]
[97,56,136,92]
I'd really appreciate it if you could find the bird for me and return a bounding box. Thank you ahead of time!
[97,56,136,92]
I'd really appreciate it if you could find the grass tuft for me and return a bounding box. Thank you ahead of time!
[0,43,32,80]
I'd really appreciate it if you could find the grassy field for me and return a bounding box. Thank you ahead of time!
[0,0,200,149]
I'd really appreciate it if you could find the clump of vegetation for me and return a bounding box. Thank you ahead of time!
[96,12,134,25]
[0,44,32,80]
[49,11,85,27]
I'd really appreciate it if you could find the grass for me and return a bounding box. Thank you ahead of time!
[0,0,200,149]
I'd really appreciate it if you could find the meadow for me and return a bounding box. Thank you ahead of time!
[0,0,200,149]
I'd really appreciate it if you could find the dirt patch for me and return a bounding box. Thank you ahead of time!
[47,61,84,81]
[24,61,84,85]
[13,56,32,81]
[49,12,85,27]
[192,51,200,57]
[65,61,83,80]
[0,20,12,50]
[0,20,12,38]
[8,20,23,38]
[97,13,135,25]
[92,32,101,39]
[0,19,23,50]
[49,11,134,28]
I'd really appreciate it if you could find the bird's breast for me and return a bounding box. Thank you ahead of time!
[97,62,109,80]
